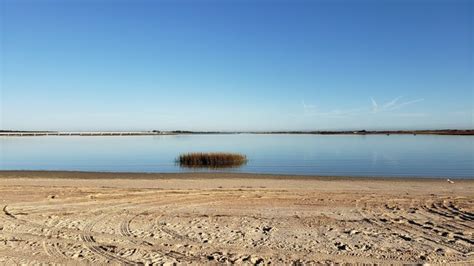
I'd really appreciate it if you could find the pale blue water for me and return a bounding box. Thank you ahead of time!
[0,134,473,178]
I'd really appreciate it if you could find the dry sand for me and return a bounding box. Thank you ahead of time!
[0,171,472,265]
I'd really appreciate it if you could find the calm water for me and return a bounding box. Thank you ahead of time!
[0,134,473,178]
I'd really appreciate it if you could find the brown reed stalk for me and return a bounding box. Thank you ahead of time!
[177,152,247,168]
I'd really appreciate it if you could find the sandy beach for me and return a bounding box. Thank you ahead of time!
[0,171,472,264]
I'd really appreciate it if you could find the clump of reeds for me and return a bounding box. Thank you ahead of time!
[177,152,247,168]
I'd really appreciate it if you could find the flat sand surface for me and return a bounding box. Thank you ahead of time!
[0,171,473,264]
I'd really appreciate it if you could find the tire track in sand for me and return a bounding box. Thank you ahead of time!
[80,212,141,265]
[117,196,223,262]
[3,205,75,262]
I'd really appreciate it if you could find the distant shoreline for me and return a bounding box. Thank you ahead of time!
[0,129,473,136]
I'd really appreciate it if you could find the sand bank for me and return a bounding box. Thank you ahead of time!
[0,171,472,264]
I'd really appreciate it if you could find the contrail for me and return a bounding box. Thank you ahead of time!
[371,98,378,113]
[388,98,424,110]
[383,96,402,109]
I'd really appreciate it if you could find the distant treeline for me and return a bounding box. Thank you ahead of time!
[2,129,473,136]
[246,129,474,135]
[160,129,474,135]
[153,130,227,134]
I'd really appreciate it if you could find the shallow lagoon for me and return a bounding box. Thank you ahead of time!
[1,134,473,178]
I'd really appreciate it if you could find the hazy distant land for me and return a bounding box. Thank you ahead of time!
[1,129,473,136]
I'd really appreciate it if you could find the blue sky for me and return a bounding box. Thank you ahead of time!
[1,0,472,131]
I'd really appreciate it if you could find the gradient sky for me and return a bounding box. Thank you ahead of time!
[1,0,473,131]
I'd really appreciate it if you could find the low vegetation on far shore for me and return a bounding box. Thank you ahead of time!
[178,152,247,168]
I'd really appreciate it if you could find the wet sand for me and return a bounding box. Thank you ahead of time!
[0,171,473,264]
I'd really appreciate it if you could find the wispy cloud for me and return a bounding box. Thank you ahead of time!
[370,96,424,113]
[302,100,316,111]
[298,96,425,118]
[383,96,402,109]
[387,98,424,111]
[370,98,378,113]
